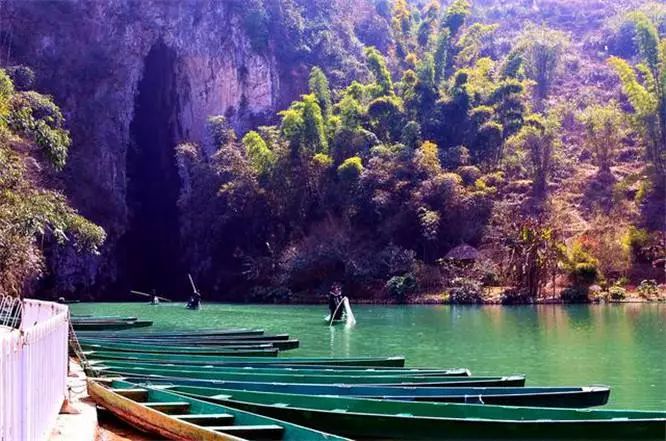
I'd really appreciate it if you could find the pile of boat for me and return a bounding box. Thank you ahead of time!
[75,326,666,440]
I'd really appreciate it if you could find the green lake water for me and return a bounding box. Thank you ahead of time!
[70,302,665,410]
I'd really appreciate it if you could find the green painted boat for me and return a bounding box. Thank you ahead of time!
[161,384,666,440]
[89,379,349,441]
[88,359,470,377]
[92,364,525,387]
[73,320,153,331]
[122,378,611,408]
[77,329,265,338]
[78,337,300,351]
[78,332,290,342]
[79,341,279,356]
[83,350,407,367]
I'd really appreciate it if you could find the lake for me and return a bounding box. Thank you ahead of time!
[70,302,665,410]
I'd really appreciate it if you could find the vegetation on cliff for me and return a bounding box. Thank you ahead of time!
[0,68,105,296]
[173,0,664,303]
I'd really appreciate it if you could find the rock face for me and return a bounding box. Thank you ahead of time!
[0,1,290,295]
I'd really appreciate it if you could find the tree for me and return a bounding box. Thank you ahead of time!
[365,46,394,96]
[608,13,665,180]
[578,102,626,173]
[443,0,471,37]
[508,114,560,196]
[413,140,441,177]
[309,66,332,119]
[505,218,563,299]
[242,131,275,175]
[512,25,570,109]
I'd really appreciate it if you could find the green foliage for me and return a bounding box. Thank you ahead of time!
[7,91,71,170]
[512,25,570,107]
[309,67,332,118]
[608,285,627,301]
[637,279,659,298]
[578,102,626,172]
[560,286,590,303]
[608,12,666,179]
[242,131,275,175]
[449,277,484,304]
[207,115,236,147]
[506,113,560,195]
[443,0,471,37]
[564,240,600,286]
[337,156,363,181]
[5,65,35,91]
[385,273,417,303]
[365,46,394,96]
[312,152,333,168]
[0,71,104,295]
[414,140,441,177]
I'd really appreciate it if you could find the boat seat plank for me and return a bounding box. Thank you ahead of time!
[173,413,236,425]
[210,425,284,440]
[143,401,191,413]
[109,388,148,400]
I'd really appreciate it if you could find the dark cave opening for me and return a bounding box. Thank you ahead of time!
[122,41,186,298]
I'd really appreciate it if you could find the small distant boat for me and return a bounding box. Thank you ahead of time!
[88,379,350,441]
[160,386,666,440]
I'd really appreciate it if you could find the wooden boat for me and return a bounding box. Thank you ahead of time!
[79,339,281,351]
[115,378,611,408]
[78,337,300,351]
[88,360,470,377]
[88,379,349,441]
[92,364,525,387]
[76,332,290,341]
[73,320,153,331]
[84,351,407,367]
[76,328,265,338]
[72,316,138,322]
[162,385,666,440]
[79,341,279,356]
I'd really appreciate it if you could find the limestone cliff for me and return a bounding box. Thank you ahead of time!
[0,0,373,296]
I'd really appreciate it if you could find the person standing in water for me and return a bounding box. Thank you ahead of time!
[328,283,344,320]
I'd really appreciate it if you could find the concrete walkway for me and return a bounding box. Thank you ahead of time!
[49,359,98,441]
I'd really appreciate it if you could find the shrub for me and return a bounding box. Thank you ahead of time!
[386,273,417,303]
[500,288,533,305]
[6,65,35,91]
[561,286,590,303]
[449,277,484,304]
[608,285,626,301]
[337,156,363,181]
[637,280,659,299]
[572,262,599,285]
[456,165,482,186]
[312,153,333,168]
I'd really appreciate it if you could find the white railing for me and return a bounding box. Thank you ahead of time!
[1,298,69,441]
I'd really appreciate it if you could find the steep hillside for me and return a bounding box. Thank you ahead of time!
[0,0,663,302]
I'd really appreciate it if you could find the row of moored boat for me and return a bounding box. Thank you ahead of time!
[73,319,666,440]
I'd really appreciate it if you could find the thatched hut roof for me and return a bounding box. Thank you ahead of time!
[445,244,480,261]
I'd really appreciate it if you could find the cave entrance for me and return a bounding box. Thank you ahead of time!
[123,40,186,298]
